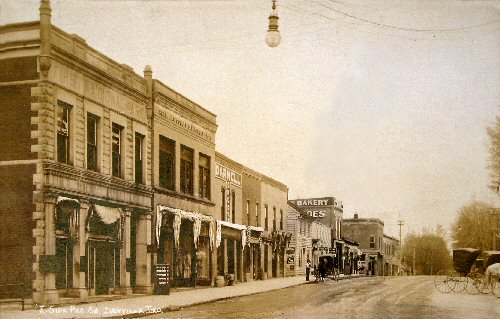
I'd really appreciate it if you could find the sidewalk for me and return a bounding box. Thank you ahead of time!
[1,276,308,319]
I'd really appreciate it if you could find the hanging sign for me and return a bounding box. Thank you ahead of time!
[154,264,170,295]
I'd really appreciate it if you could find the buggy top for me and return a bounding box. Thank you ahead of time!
[453,248,481,276]
[481,251,500,268]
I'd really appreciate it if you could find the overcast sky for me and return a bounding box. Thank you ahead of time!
[1,0,499,239]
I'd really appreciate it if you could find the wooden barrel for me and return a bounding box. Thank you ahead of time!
[215,276,225,287]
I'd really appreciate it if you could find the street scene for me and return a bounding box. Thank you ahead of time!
[144,276,499,319]
[0,0,499,318]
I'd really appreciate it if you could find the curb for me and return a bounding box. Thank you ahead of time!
[105,280,310,319]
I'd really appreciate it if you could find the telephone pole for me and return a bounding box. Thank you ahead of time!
[397,219,404,275]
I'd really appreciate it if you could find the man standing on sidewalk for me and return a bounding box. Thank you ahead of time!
[306,259,312,281]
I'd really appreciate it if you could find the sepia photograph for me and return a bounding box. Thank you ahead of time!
[0,0,499,318]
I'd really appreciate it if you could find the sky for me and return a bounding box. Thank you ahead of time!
[1,0,499,239]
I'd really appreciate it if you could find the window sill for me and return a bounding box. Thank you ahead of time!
[154,186,215,206]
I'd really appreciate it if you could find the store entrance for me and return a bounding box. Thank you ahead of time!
[89,241,116,295]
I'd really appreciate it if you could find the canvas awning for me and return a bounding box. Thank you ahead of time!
[56,196,80,206]
[93,204,121,225]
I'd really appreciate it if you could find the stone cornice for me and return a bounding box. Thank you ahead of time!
[51,47,148,105]
[215,152,244,171]
[153,186,215,207]
[43,161,153,198]
[48,80,151,128]
[44,186,151,211]
[154,93,217,133]
[0,21,39,34]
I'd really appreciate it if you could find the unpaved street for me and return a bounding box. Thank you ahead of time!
[146,276,499,319]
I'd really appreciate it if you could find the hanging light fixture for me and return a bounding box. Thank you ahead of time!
[265,0,281,48]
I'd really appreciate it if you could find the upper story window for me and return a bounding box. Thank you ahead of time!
[246,200,250,225]
[264,205,269,230]
[231,191,236,223]
[273,207,277,231]
[370,236,375,249]
[180,145,194,195]
[86,113,99,171]
[135,133,144,184]
[198,153,210,199]
[280,209,283,230]
[255,203,260,227]
[56,101,71,164]
[221,187,226,221]
[111,123,123,178]
[159,135,175,190]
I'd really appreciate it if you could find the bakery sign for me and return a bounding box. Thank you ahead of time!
[215,163,242,188]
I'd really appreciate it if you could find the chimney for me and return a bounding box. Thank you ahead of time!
[354,213,358,219]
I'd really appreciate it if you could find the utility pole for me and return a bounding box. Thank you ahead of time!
[413,247,416,276]
[397,219,404,275]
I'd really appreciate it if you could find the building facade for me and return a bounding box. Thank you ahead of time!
[288,197,344,271]
[342,214,385,276]
[0,0,293,304]
[383,235,401,276]
[213,153,245,283]
[0,2,153,304]
[285,203,332,277]
[151,77,218,288]
[240,167,290,280]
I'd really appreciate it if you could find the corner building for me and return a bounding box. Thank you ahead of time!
[0,2,152,304]
[342,214,385,276]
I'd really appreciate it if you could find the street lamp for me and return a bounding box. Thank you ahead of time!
[265,0,281,48]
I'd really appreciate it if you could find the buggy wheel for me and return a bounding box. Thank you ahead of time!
[434,270,454,293]
[475,276,491,294]
[465,274,480,295]
[451,273,467,292]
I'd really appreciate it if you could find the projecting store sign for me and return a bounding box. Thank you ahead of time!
[215,163,242,188]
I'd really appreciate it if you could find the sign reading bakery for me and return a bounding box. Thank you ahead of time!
[215,163,242,188]
[290,197,335,219]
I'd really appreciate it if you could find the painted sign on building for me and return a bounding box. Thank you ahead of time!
[215,163,242,188]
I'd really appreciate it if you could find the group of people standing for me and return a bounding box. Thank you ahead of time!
[305,258,327,282]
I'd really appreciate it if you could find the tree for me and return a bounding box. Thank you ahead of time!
[451,201,495,250]
[402,226,452,275]
[487,116,500,192]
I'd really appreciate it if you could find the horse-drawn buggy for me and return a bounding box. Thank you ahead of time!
[314,253,339,282]
[433,248,500,296]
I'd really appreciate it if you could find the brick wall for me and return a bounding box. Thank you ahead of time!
[0,165,36,291]
[0,85,37,161]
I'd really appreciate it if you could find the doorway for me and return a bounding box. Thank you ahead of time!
[90,241,116,295]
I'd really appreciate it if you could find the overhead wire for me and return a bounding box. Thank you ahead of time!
[319,0,500,32]
[282,1,499,41]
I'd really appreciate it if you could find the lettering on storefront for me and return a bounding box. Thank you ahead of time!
[158,106,213,142]
[154,264,170,295]
[295,198,331,206]
[306,210,326,218]
[215,163,242,188]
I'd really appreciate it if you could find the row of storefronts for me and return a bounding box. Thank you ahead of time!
[0,1,291,305]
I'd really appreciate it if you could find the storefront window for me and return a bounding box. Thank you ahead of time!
[177,235,192,279]
[196,237,210,279]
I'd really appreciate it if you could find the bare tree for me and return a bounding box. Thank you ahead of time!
[403,227,451,275]
[451,201,494,250]
[487,116,500,193]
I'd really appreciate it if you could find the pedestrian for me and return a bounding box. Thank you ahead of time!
[318,259,326,282]
[305,259,312,281]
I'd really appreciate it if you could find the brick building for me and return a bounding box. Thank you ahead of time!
[342,214,385,276]
[0,0,294,304]
[0,1,153,304]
